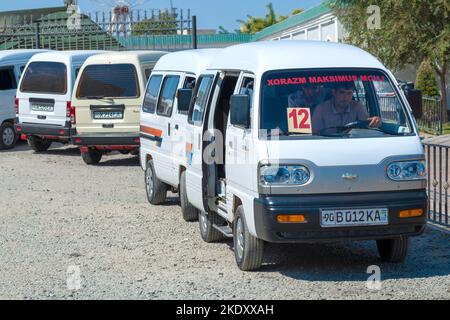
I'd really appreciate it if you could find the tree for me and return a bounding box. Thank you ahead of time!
[416,59,441,98]
[132,11,177,36]
[237,3,300,34]
[331,0,450,121]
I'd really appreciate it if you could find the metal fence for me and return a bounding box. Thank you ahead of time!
[417,97,444,135]
[424,142,449,227]
[0,8,196,51]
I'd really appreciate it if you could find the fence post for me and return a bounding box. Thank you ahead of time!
[192,15,197,49]
[35,21,41,49]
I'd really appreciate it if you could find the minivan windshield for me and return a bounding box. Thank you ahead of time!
[77,64,138,99]
[261,69,414,139]
[20,62,67,94]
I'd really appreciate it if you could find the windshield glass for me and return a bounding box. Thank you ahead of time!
[260,69,414,139]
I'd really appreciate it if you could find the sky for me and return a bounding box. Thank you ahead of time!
[0,0,323,31]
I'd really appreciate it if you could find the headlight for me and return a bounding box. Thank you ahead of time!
[387,161,426,181]
[260,165,310,185]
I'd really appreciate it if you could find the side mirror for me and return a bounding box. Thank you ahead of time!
[230,94,251,128]
[405,88,423,119]
[177,88,193,113]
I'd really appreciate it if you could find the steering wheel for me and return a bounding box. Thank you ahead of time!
[343,120,371,129]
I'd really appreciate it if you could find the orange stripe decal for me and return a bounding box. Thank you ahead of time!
[140,125,163,137]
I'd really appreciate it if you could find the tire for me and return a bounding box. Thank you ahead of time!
[145,159,167,205]
[81,149,102,165]
[27,136,52,152]
[180,171,198,221]
[119,150,130,155]
[376,236,409,263]
[199,210,224,243]
[233,205,264,271]
[0,122,17,150]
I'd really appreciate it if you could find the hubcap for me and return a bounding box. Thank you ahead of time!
[235,217,244,261]
[146,167,154,197]
[200,211,208,234]
[2,127,14,146]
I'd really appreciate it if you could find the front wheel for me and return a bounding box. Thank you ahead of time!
[27,136,52,152]
[233,205,264,271]
[0,122,17,149]
[376,237,409,263]
[199,210,224,243]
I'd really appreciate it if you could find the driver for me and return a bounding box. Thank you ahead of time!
[312,82,381,134]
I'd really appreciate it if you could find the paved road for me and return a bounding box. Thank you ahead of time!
[0,143,449,299]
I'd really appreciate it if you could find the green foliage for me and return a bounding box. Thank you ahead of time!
[237,3,303,34]
[416,59,440,98]
[131,12,177,36]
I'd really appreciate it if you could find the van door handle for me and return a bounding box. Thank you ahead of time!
[175,124,179,130]
[168,123,171,136]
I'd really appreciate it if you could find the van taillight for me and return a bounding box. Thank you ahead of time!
[15,97,19,115]
[67,101,76,124]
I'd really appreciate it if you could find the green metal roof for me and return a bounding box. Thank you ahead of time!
[251,1,332,41]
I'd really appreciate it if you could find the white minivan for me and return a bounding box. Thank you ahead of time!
[0,49,48,149]
[16,51,103,152]
[71,51,167,164]
[180,42,428,270]
[140,49,221,221]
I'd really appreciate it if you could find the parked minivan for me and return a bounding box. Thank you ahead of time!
[140,49,221,221]
[162,41,427,270]
[71,51,167,164]
[16,50,102,152]
[0,49,48,149]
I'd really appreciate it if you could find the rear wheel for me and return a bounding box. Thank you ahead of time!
[199,210,224,243]
[81,149,102,165]
[27,136,52,152]
[0,122,17,149]
[376,237,409,263]
[234,205,264,271]
[180,171,198,221]
[145,159,167,205]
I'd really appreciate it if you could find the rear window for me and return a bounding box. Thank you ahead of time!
[20,62,67,94]
[77,64,139,99]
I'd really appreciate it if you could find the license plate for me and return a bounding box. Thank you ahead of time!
[31,104,54,112]
[93,111,123,120]
[320,208,388,228]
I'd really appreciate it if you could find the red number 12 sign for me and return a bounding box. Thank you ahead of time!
[287,107,312,134]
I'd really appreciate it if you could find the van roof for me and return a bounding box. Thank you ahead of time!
[83,50,167,66]
[152,49,221,76]
[207,41,385,74]
[0,49,49,63]
[28,50,104,64]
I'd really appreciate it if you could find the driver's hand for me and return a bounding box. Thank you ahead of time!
[368,116,381,127]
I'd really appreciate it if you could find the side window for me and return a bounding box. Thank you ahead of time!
[156,75,180,117]
[75,68,80,78]
[142,75,163,113]
[188,75,214,126]
[145,68,153,80]
[0,67,17,90]
[183,76,196,89]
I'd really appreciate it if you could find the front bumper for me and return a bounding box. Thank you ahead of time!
[254,190,427,243]
[71,131,140,146]
[15,122,71,138]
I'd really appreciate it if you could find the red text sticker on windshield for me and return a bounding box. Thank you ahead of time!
[287,107,312,134]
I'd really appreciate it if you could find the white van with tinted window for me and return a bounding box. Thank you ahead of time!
[16,51,102,152]
[140,49,220,221]
[0,49,48,149]
[182,42,427,271]
[71,51,167,164]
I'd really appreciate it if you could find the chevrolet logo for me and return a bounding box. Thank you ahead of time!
[342,173,358,180]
